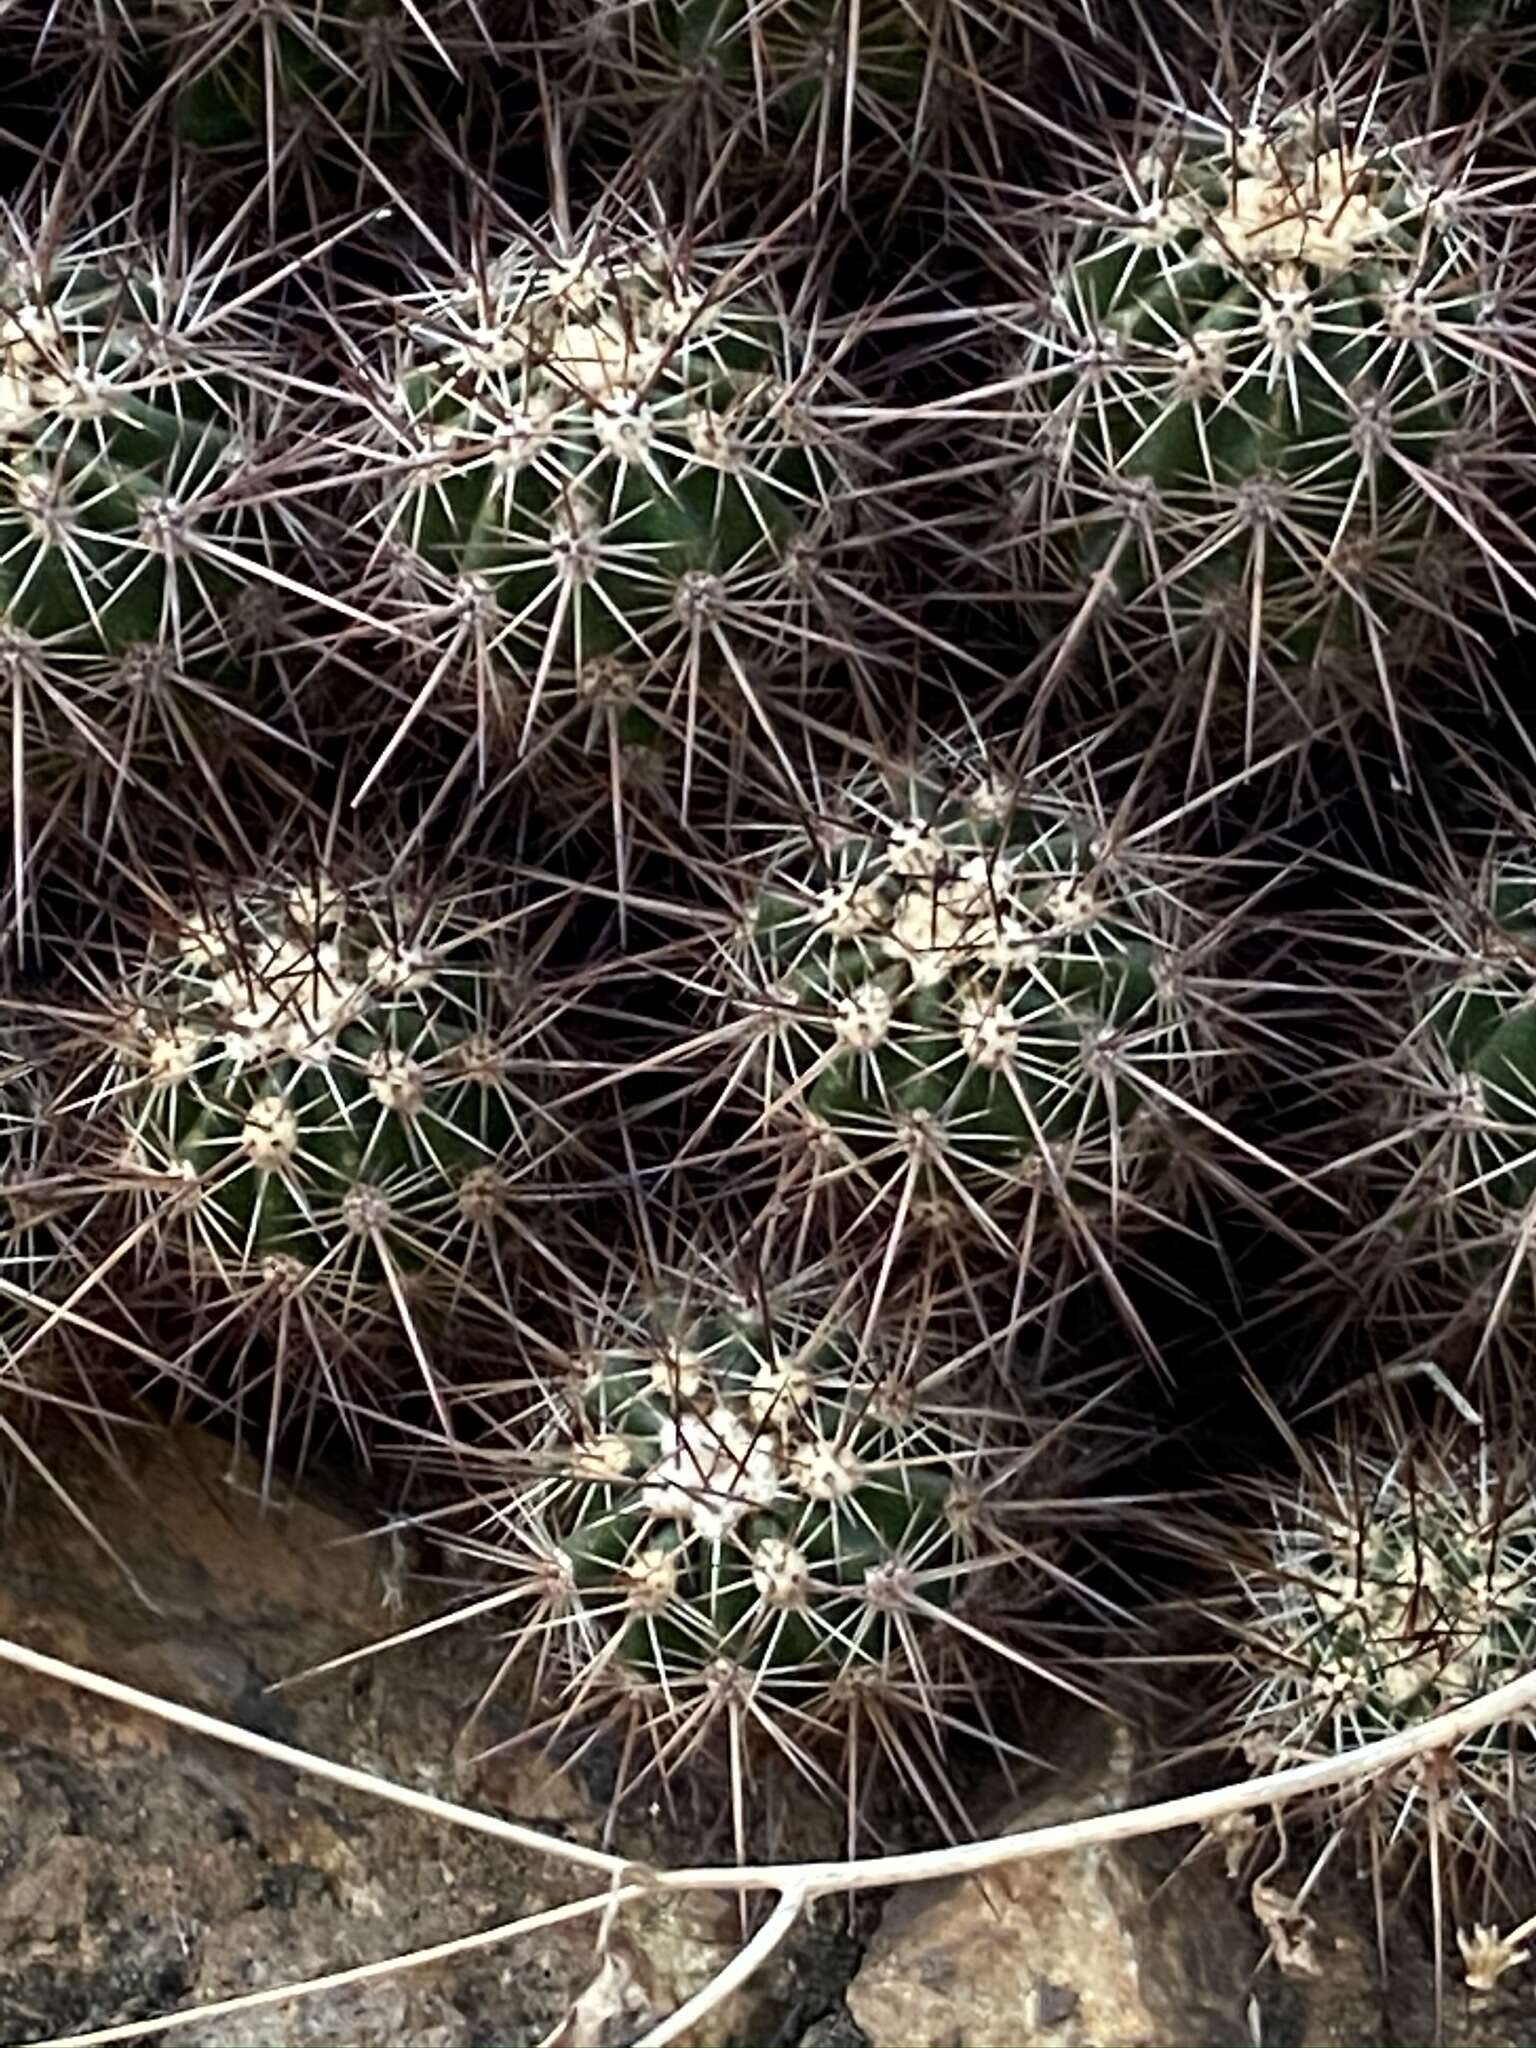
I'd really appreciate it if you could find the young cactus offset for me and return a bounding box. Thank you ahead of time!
[420,1255,1112,1860]
[69,864,577,1456]
[985,85,1534,762]
[1191,1401,1536,1954]
[356,207,878,804]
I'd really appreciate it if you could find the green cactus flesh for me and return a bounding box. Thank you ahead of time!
[741,761,1189,1208]
[116,880,527,1289]
[1016,106,1496,689]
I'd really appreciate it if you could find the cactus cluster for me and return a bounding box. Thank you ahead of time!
[61,863,581,1457]
[710,747,1215,1255]
[6,0,1536,2011]
[420,1255,1116,1856]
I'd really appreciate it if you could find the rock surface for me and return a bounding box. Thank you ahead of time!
[839,1722,1536,2048]
[844,1722,1256,2048]
[0,1425,854,2048]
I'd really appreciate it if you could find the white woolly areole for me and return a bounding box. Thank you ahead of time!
[366,1048,425,1116]
[640,1406,781,1540]
[816,879,887,938]
[648,1345,710,1402]
[751,1536,812,1609]
[452,256,708,409]
[1203,138,1393,281]
[886,822,948,879]
[143,1023,206,1084]
[240,1095,299,1171]
[789,1436,863,1501]
[572,1433,635,1483]
[211,937,359,1063]
[0,312,74,436]
[959,993,1021,1071]
[621,1543,678,1613]
[835,984,894,1051]
[881,856,1026,985]
[747,1358,815,1426]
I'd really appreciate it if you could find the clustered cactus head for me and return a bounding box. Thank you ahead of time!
[703,743,1213,1264]
[66,863,578,1457]
[981,80,1532,764]
[355,207,874,805]
[1198,1404,1536,1911]
[548,0,1032,201]
[438,1258,1094,1858]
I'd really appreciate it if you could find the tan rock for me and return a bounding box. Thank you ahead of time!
[847,1726,1254,2048]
